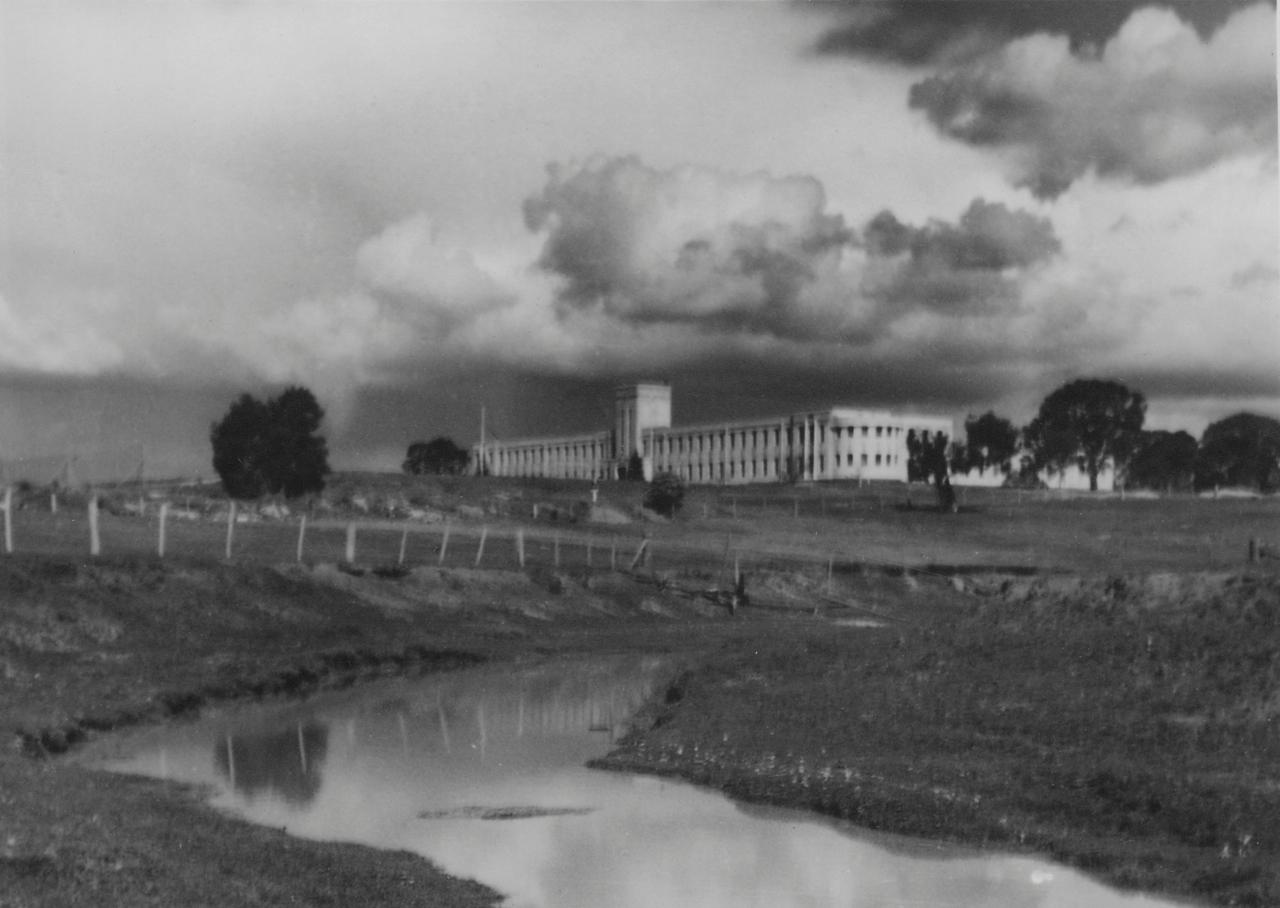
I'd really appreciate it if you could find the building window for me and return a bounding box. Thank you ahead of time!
[875,426,883,437]
[875,454,882,466]
[861,453,868,466]
[862,426,869,436]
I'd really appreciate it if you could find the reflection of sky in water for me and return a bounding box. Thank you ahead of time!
[88,657,1192,908]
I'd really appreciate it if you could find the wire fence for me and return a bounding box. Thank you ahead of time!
[1,483,1276,582]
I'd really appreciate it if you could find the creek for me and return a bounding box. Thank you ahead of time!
[86,655,1187,908]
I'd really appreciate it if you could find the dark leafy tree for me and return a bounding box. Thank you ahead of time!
[403,437,470,476]
[1126,430,1198,492]
[210,393,270,499]
[262,387,330,498]
[622,451,646,482]
[957,411,1019,476]
[906,429,957,512]
[210,387,329,501]
[1195,412,1280,492]
[1024,379,1145,491]
[643,471,686,518]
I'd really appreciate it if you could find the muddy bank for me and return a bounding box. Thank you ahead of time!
[594,571,1280,907]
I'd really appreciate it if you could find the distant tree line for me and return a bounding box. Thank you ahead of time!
[403,437,470,476]
[929,378,1280,494]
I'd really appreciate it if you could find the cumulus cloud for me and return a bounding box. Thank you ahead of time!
[906,3,1277,197]
[355,214,514,326]
[861,198,1060,312]
[523,156,858,339]
[0,291,127,377]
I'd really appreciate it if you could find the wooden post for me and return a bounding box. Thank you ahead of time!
[50,491,57,515]
[3,486,11,555]
[826,556,834,591]
[398,527,409,566]
[439,524,450,566]
[89,495,101,557]
[733,554,740,586]
[610,538,617,571]
[586,535,593,567]
[224,501,236,559]
[554,533,560,568]
[296,515,307,563]
[629,537,649,571]
[516,528,525,567]
[474,526,488,567]
[1248,538,1259,563]
[157,502,169,558]
[345,522,356,563]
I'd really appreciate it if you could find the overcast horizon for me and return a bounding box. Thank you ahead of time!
[2,1,1277,481]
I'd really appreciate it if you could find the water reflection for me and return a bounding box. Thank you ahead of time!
[213,722,328,806]
[91,656,1190,908]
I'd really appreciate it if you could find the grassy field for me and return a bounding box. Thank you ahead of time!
[598,571,1280,906]
[2,472,1278,906]
[5,474,1278,576]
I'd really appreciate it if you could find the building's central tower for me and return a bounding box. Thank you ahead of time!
[613,382,671,477]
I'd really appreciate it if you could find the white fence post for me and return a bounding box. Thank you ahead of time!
[89,495,101,557]
[158,503,169,558]
[296,515,307,563]
[516,528,525,567]
[398,527,409,566]
[474,526,488,567]
[345,523,356,563]
[439,524,450,566]
[224,501,236,559]
[3,486,11,555]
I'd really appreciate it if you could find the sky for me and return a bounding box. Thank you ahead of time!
[1,0,1277,480]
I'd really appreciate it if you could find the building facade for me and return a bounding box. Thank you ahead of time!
[474,383,953,486]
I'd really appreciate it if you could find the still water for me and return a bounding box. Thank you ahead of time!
[87,656,1189,908]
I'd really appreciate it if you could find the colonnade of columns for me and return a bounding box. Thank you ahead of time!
[474,410,951,486]
[482,433,612,481]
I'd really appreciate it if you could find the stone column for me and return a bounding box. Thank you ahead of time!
[823,418,835,481]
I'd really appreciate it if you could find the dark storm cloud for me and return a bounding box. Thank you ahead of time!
[523,156,856,339]
[815,1,1277,197]
[1119,366,1280,400]
[862,199,1060,312]
[812,1,1259,65]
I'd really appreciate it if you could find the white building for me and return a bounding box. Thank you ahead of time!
[474,383,953,486]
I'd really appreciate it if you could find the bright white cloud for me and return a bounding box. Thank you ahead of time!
[910,3,1278,197]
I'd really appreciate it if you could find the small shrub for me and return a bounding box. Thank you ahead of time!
[643,471,685,518]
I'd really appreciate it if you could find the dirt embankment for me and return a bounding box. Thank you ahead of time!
[595,571,1280,908]
[0,553,733,908]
